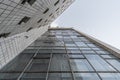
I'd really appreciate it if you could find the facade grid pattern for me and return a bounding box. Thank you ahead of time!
[0,29,120,80]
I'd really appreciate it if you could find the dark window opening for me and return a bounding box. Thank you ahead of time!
[63,0,66,3]
[37,19,42,23]
[21,0,36,5]
[43,8,49,14]
[21,0,27,4]
[27,0,36,5]
[49,13,52,17]
[45,20,47,23]
[0,32,10,38]
[26,27,33,32]
[18,16,30,25]
[54,0,60,6]
[56,8,59,11]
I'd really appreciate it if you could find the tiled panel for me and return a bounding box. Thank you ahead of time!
[0,25,48,69]
[0,0,75,37]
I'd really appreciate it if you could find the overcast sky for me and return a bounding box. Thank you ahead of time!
[51,0,120,49]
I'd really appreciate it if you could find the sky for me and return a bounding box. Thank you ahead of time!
[51,0,120,50]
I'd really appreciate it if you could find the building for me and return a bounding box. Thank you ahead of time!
[0,28,120,80]
[0,0,75,69]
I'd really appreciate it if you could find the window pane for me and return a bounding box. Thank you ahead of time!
[70,59,94,71]
[99,73,120,80]
[74,73,100,80]
[21,73,46,80]
[0,73,20,80]
[85,54,115,71]
[68,54,84,59]
[26,59,49,72]
[101,55,116,59]
[107,59,120,71]
[50,54,70,71]
[48,73,73,80]
[1,53,33,72]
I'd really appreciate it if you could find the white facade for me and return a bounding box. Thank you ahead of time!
[0,0,75,69]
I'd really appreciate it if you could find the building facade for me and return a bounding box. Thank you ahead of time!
[0,0,74,69]
[0,28,120,80]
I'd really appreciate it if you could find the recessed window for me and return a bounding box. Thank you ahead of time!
[54,0,60,6]
[26,27,33,32]
[21,0,27,4]
[37,19,42,23]
[56,8,59,11]
[27,0,36,5]
[43,8,49,14]
[63,0,66,3]
[18,16,30,25]
[49,13,52,17]
[21,0,36,5]
[0,32,10,38]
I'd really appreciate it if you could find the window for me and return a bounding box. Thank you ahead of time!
[54,0,60,6]
[27,0,36,5]
[56,8,59,11]
[18,16,30,25]
[0,32,10,38]
[49,13,52,17]
[70,59,94,71]
[21,0,27,4]
[26,27,33,32]
[21,0,36,5]
[43,8,49,14]
[37,19,42,23]
[63,0,66,3]
[74,73,100,80]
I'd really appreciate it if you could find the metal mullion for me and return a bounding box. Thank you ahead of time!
[46,51,53,80]
[17,47,41,80]
[71,36,103,80]
[90,46,120,73]
[63,37,75,80]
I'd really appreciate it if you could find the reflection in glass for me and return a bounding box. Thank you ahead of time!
[26,59,49,72]
[1,53,33,72]
[99,73,120,80]
[85,54,115,71]
[50,54,70,71]
[107,59,120,71]
[48,73,73,80]
[21,73,46,80]
[74,73,100,80]
[0,73,20,80]
[70,59,94,71]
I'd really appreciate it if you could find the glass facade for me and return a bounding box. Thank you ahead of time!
[0,29,120,80]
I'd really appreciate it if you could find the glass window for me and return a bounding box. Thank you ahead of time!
[48,73,73,80]
[21,73,46,80]
[75,42,87,47]
[87,44,97,47]
[96,51,110,54]
[67,49,81,53]
[50,54,70,71]
[99,73,120,80]
[107,59,120,71]
[0,73,20,80]
[52,49,66,53]
[34,53,51,59]
[26,59,49,72]
[68,54,84,59]
[81,50,95,54]
[0,53,33,72]
[85,54,115,71]
[74,73,100,80]
[70,59,94,71]
[101,54,116,59]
